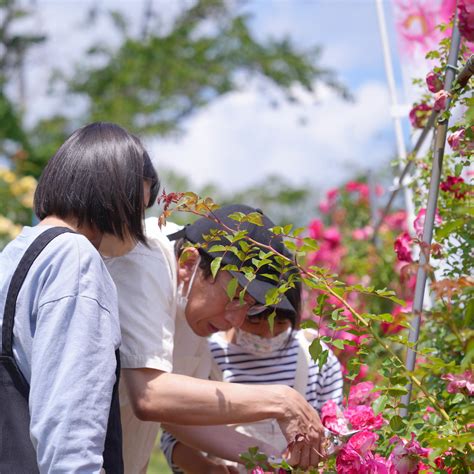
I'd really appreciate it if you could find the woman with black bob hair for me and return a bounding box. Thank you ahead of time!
[0,121,157,473]
[34,121,159,243]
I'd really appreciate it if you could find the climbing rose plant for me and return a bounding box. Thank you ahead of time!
[162,19,473,474]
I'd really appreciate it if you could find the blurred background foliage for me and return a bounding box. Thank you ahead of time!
[0,0,352,248]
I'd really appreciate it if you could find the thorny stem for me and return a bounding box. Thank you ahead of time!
[168,204,455,424]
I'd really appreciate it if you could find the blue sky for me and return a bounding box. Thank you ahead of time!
[23,0,413,196]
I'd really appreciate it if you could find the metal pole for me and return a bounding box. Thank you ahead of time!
[400,23,462,417]
[375,0,416,234]
[372,110,437,239]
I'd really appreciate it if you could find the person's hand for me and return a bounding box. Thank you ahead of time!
[276,386,326,470]
[206,460,239,474]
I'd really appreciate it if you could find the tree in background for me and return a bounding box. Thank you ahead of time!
[1,0,349,246]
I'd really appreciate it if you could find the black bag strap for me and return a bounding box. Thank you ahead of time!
[2,227,75,357]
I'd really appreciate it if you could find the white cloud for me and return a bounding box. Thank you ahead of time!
[151,80,393,192]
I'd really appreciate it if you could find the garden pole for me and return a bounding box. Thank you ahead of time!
[375,0,416,234]
[400,23,462,418]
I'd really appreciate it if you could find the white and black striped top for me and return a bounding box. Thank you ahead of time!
[160,331,344,472]
[208,330,344,411]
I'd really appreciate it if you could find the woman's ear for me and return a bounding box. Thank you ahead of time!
[177,247,200,284]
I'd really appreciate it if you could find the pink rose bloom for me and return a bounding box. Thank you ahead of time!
[321,400,351,435]
[251,468,265,474]
[384,210,408,232]
[426,71,443,93]
[319,199,331,214]
[345,405,385,431]
[346,181,370,201]
[323,227,342,248]
[394,231,413,262]
[441,370,474,395]
[409,103,431,129]
[327,187,339,201]
[458,0,474,42]
[348,381,379,407]
[447,129,464,151]
[413,208,442,237]
[308,219,324,240]
[389,433,430,474]
[440,176,466,199]
[352,226,373,241]
[433,90,450,112]
[336,431,381,474]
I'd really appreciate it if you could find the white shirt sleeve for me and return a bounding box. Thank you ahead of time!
[105,238,176,372]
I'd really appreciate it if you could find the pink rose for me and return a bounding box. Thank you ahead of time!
[327,187,339,201]
[352,226,373,241]
[440,176,466,199]
[251,468,265,474]
[321,400,351,435]
[346,181,370,201]
[348,382,379,407]
[441,370,474,396]
[409,103,432,129]
[323,227,342,248]
[345,405,385,431]
[336,431,384,474]
[389,433,430,474]
[447,129,465,151]
[308,219,324,240]
[426,71,443,93]
[384,210,408,232]
[413,208,442,237]
[394,231,413,262]
[458,0,474,42]
[433,90,450,112]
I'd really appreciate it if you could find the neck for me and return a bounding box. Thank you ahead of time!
[40,216,103,249]
[226,328,236,343]
[99,233,136,257]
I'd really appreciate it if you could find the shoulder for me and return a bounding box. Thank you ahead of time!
[37,230,116,309]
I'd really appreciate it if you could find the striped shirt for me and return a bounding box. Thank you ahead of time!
[161,330,343,472]
[208,330,343,411]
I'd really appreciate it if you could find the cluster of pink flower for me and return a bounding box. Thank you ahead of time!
[393,208,443,263]
[321,382,433,474]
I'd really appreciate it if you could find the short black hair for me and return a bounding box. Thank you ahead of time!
[34,122,157,243]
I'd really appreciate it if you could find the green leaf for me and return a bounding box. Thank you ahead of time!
[226,278,238,301]
[300,319,318,330]
[267,310,276,334]
[389,415,406,433]
[210,257,222,279]
[372,394,388,415]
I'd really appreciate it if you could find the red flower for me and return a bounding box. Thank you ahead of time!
[440,175,466,199]
[426,71,443,93]
[413,208,442,237]
[394,231,413,262]
[458,0,474,42]
[447,129,464,151]
[321,400,351,435]
[388,433,430,474]
[433,90,450,112]
[344,405,385,431]
[323,227,342,248]
[348,382,380,407]
[441,370,474,396]
[308,219,324,240]
[409,103,432,129]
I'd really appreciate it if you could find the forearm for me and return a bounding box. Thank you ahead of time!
[124,369,287,425]
[162,424,279,463]
[171,442,216,473]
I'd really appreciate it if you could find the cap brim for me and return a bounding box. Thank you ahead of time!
[230,270,295,314]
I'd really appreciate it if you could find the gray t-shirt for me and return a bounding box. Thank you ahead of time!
[0,225,121,473]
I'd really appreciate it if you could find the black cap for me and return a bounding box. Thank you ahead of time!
[168,204,297,314]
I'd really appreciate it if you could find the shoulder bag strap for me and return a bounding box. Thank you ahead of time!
[2,227,74,357]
